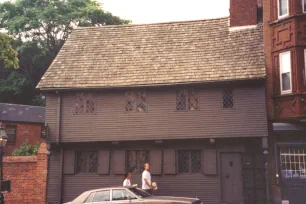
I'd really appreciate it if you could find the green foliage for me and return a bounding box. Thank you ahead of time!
[12,140,39,156]
[0,0,130,106]
[0,33,18,69]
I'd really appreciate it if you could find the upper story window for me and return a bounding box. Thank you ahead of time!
[279,51,292,94]
[303,49,306,87]
[125,91,147,112]
[303,0,306,13]
[126,150,149,173]
[178,150,201,173]
[5,125,17,144]
[176,89,199,111]
[223,90,234,108]
[76,151,98,173]
[75,93,96,114]
[278,0,289,18]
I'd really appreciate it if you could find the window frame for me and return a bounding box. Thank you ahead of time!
[303,49,306,88]
[279,51,292,95]
[175,89,199,111]
[125,90,147,113]
[303,0,306,13]
[74,93,96,115]
[5,124,17,144]
[177,150,202,174]
[222,89,234,109]
[75,151,99,174]
[278,0,289,19]
[126,150,149,174]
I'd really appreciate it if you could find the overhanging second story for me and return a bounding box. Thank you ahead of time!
[37,17,268,143]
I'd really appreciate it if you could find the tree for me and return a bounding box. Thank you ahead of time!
[0,0,130,105]
[0,33,18,69]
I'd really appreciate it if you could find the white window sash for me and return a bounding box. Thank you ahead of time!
[304,49,306,86]
[278,0,289,18]
[279,51,292,94]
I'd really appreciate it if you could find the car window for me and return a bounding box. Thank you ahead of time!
[84,192,95,203]
[92,190,110,202]
[112,189,137,201]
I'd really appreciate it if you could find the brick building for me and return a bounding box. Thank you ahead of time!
[263,0,306,204]
[0,103,45,156]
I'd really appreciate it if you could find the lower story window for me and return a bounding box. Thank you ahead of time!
[76,151,98,173]
[127,150,149,173]
[178,150,201,173]
[280,147,306,179]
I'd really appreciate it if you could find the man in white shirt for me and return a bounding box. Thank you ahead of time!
[142,163,153,194]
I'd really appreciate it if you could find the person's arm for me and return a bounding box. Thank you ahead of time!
[144,178,151,188]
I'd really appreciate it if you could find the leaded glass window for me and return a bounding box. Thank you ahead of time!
[76,151,98,173]
[176,89,199,111]
[178,150,201,173]
[127,150,149,173]
[125,91,147,112]
[5,125,17,144]
[75,93,96,114]
[223,90,234,108]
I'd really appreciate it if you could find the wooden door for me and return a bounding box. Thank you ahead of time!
[221,153,243,204]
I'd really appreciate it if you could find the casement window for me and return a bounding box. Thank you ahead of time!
[278,0,289,18]
[76,151,98,173]
[222,90,234,108]
[280,147,306,179]
[178,150,201,173]
[279,51,292,94]
[5,125,17,144]
[176,89,199,111]
[303,0,306,13]
[304,49,306,87]
[75,93,96,114]
[125,91,147,112]
[126,150,149,173]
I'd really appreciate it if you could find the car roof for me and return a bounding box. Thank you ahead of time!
[86,186,136,193]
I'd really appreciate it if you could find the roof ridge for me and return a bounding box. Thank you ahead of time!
[75,16,230,30]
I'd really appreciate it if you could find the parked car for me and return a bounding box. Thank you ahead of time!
[64,186,202,204]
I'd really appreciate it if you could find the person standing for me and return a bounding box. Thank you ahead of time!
[142,163,153,194]
[123,172,132,187]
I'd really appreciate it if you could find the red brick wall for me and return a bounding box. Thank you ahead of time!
[2,143,48,204]
[2,122,43,156]
[230,0,258,27]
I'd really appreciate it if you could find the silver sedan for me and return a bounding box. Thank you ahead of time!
[64,186,202,204]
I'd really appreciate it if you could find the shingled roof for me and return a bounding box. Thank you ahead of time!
[37,17,265,90]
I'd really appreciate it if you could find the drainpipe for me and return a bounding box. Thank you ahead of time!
[264,150,270,204]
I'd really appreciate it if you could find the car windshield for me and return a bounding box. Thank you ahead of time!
[129,188,151,198]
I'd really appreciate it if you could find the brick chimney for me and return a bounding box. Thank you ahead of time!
[230,0,260,27]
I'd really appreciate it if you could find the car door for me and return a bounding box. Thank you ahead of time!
[91,190,111,204]
[110,189,143,204]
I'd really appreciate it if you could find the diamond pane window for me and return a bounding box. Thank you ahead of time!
[223,90,234,108]
[125,91,147,112]
[176,89,199,111]
[191,151,201,173]
[178,151,190,173]
[75,93,96,114]
[178,150,201,173]
[76,151,98,173]
[127,150,149,173]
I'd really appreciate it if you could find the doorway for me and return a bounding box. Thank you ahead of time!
[221,153,244,204]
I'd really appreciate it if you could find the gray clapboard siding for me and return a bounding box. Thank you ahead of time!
[45,85,267,143]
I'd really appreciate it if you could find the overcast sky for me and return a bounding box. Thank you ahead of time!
[0,0,230,24]
[101,0,229,24]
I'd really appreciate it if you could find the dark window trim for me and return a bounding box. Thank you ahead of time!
[126,150,150,174]
[222,89,235,109]
[177,149,202,174]
[75,151,99,174]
